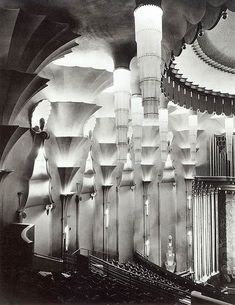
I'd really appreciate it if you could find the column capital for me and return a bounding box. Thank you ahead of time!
[112,42,136,70]
[136,0,161,8]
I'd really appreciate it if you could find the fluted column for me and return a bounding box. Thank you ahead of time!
[215,188,219,273]
[192,188,198,280]
[193,181,219,281]
[134,0,162,118]
[211,187,216,274]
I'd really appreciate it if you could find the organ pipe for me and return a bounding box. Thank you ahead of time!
[192,182,219,282]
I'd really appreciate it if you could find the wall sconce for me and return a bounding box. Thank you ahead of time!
[145,199,149,216]
[64,225,70,252]
[90,191,97,199]
[45,203,53,215]
[105,206,110,229]
[145,239,150,257]
[187,195,192,210]
[130,184,136,191]
[187,230,192,246]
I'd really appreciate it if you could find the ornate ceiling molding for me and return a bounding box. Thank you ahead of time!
[162,1,235,68]
[162,63,235,115]
[192,40,235,74]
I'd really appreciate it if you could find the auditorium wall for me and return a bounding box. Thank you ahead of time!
[1,63,226,273]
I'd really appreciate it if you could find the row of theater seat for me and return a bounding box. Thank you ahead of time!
[109,259,190,302]
[133,253,229,302]
[4,268,179,304]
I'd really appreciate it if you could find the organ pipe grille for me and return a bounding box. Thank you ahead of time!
[210,135,234,176]
[192,181,219,282]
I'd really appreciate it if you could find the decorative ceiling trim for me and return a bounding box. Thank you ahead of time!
[163,2,228,69]
[192,40,235,75]
[161,63,235,116]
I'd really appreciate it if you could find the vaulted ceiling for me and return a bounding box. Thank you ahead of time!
[1,0,235,68]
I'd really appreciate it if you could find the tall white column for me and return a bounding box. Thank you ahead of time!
[134,1,162,119]
[114,68,131,163]
[130,57,144,164]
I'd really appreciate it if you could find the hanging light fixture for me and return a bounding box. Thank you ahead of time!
[114,68,131,162]
[131,94,144,163]
[188,113,198,161]
[134,0,162,119]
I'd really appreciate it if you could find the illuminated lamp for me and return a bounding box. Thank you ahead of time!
[145,239,150,257]
[114,68,131,162]
[134,1,162,118]
[187,230,192,246]
[105,207,110,229]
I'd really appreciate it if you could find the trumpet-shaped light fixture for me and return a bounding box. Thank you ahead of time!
[225,117,234,164]
[159,108,168,163]
[131,94,144,163]
[114,68,131,162]
[134,1,162,118]
[188,113,198,161]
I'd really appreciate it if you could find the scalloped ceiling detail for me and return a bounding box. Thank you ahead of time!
[174,44,235,94]
[197,10,235,70]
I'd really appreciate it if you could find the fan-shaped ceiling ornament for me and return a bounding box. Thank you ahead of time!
[0,8,78,73]
[0,70,49,125]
